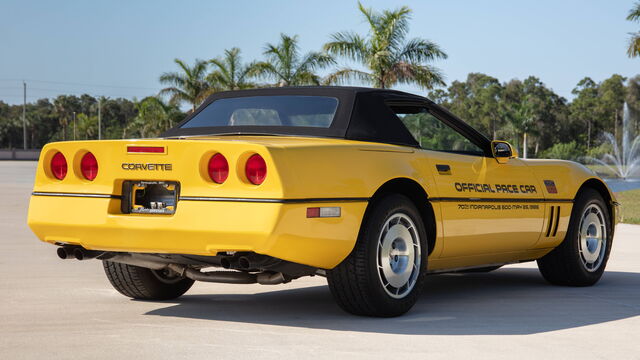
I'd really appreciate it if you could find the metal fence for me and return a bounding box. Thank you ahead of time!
[0,149,41,160]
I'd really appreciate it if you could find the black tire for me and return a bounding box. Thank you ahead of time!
[459,265,503,273]
[103,260,194,300]
[537,188,613,286]
[327,194,428,317]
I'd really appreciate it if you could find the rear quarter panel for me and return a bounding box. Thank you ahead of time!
[523,159,617,249]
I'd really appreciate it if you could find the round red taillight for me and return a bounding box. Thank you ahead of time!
[208,153,229,184]
[50,152,67,180]
[80,152,98,181]
[245,154,267,185]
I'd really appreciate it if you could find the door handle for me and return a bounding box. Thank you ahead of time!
[436,164,451,175]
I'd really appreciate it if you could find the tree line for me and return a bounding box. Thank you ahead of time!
[1,2,639,161]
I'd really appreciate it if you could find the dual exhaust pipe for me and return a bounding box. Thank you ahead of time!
[57,246,103,261]
[56,246,290,285]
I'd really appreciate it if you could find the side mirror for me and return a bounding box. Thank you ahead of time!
[491,140,517,164]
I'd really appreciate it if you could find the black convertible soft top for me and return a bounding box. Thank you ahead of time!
[162,86,490,150]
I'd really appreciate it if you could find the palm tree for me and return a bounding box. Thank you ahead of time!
[126,97,183,138]
[76,113,98,140]
[502,96,537,158]
[159,59,213,112]
[53,95,80,141]
[324,2,447,89]
[253,34,334,86]
[628,3,640,57]
[208,48,259,90]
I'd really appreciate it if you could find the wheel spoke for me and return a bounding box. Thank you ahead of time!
[375,212,422,299]
[577,204,607,272]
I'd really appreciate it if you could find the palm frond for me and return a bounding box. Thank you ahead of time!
[324,31,369,62]
[158,58,212,110]
[378,6,411,51]
[628,2,640,21]
[387,62,446,89]
[291,71,321,86]
[297,52,335,73]
[628,32,640,58]
[358,2,380,37]
[239,60,262,84]
[209,58,232,80]
[159,72,186,87]
[159,87,190,106]
[173,59,191,77]
[398,38,448,63]
[324,68,373,85]
[327,3,447,89]
[251,61,285,84]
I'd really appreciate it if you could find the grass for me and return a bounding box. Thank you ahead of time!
[615,189,640,224]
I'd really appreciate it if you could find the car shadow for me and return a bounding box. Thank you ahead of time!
[144,268,640,335]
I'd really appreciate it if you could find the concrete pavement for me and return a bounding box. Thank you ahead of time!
[1,161,639,359]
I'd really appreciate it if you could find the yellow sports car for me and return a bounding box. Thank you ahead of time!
[28,87,618,317]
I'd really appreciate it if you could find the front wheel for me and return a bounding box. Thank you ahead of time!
[327,194,428,317]
[537,188,612,286]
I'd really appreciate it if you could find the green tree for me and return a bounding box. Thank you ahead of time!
[0,101,20,148]
[599,74,627,140]
[439,73,503,138]
[253,34,334,86]
[160,59,213,112]
[125,97,182,138]
[99,97,137,139]
[208,48,259,90]
[570,78,600,150]
[53,95,81,141]
[76,113,98,140]
[502,93,537,158]
[27,99,58,147]
[627,2,640,57]
[625,75,640,134]
[324,2,447,89]
[519,77,569,156]
[539,141,582,160]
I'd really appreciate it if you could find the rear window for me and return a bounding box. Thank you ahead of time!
[180,96,339,129]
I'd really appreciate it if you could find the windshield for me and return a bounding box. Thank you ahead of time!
[180,96,339,129]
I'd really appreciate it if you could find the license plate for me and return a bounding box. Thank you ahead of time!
[121,180,179,215]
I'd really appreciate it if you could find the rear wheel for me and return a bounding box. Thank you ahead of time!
[103,261,194,300]
[537,188,612,286]
[327,194,428,317]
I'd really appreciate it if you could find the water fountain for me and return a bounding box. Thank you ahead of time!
[586,103,640,182]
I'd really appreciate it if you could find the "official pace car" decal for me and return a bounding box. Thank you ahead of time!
[454,182,537,194]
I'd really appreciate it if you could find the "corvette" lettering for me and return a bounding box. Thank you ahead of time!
[121,163,173,171]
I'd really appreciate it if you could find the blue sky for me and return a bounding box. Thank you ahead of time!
[0,0,638,105]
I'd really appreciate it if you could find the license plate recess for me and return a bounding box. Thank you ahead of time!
[121,180,179,215]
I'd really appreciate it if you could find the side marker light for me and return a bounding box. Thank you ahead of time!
[306,207,341,218]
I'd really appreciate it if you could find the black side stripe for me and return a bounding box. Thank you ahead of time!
[32,192,122,199]
[428,197,573,203]
[179,196,369,204]
[546,206,555,237]
[552,206,561,237]
[32,192,369,204]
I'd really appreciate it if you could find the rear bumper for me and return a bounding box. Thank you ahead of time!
[27,194,367,269]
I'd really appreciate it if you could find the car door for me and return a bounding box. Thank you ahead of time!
[393,103,546,258]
